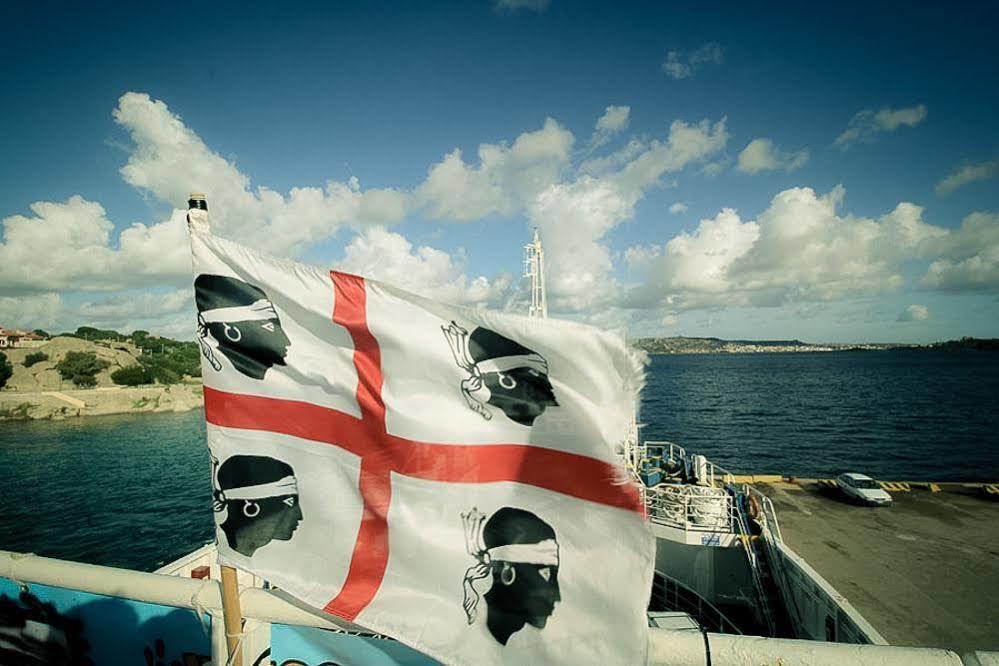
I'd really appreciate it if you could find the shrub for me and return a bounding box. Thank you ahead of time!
[111,365,154,386]
[55,351,109,388]
[0,352,11,389]
[24,352,49,367]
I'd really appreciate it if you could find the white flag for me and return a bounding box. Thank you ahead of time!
[189,225,654,665]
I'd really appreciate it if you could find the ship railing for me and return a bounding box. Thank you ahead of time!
[2,551,986,665]
[637,441,787,542]
[650,571,743,635]
[645,483,736,532]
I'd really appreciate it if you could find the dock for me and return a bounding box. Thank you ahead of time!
[754,479,999,653]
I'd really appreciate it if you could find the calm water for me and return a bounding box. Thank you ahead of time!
[2,350,997,570]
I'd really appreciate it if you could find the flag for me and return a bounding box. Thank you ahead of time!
[189,224,654,665]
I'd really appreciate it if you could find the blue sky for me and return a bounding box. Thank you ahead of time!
[1,0,997,342]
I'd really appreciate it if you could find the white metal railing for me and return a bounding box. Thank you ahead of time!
[2,550,991,665]
[645,483,736,531]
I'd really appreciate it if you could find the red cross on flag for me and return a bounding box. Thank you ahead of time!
[189,225,654,665]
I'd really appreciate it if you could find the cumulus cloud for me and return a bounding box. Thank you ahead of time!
[0,197,194,294]
[898,304,929,322]
[1,93,409,299]
[834,104,927,149]
[935,160,999,196]
[114,92,408,254]
[494,0,549,12]
[414,113,726,312]
[627,186,950,310]
[736,138,809,174]
[531,118,728,311]
[415,118,573,221]
[921,212,999,292]
[337,227,511,306]
[669,202,688,215]
[662,42,723,80]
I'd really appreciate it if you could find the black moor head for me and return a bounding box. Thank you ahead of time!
[461,507,560,645]
[212,454,302,558]
[442,322,558,426]
[195,274,290,380]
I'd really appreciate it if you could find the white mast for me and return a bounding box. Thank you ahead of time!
[523,228,548,319]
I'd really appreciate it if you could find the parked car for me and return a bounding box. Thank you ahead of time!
[836,472,893,506]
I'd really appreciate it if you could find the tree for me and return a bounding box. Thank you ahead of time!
[0,352,12,389]
[55,351,109,388]
[24,352,49,367]
[111,365,153,386]
[32,329,50,339]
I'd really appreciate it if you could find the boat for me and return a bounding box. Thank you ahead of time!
[1,214,992,665]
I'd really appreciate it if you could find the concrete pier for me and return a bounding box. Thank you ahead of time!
[755,479,999,653]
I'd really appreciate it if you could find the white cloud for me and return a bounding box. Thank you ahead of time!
[415,113,727,312]
[921,212,999,291]
[0,197,192,294]
[611,118,728,195]
[531,118,728,312]
[494,0,549,12]
[579,138,647,176]
[628,186,950,310]
[1,93,409,298]
[114,92,408,254]
[337,227,511,306]
[898,304,929,322]
[669,202,688,215]
[415,118,573,221]
[590,105,631,148]
[736,138,809,174]
[935,161,999,196]
[834,104,927,148]
[662,42,723,80]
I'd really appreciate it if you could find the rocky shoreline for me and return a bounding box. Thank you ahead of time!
[0,384,204,421]
[0,336,204,421]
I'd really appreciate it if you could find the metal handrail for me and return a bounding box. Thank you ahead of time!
[645,483,735,532]
[733,504,777,636]
[651,571,743,635]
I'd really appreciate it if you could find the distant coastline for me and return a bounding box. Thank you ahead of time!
[2,332,996,421]
[631,336,999,355]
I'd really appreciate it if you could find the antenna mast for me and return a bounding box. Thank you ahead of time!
[523,228,548,318]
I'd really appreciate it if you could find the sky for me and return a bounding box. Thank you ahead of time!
[1,0,997,343]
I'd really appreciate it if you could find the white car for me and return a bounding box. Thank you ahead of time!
[836,472,893,506]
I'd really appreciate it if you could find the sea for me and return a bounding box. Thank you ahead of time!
[2,350,997,571]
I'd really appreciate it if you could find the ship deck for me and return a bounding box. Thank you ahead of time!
[754,479,999,653]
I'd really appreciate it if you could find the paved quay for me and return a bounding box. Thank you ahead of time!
[755,480,999,653]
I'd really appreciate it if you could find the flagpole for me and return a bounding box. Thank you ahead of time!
[220,565,245,665]
[187,192,245,666]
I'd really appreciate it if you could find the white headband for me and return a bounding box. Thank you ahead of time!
[487,539,559,566]
[221,476,298,502]
[201,299,277,324]
[476,354,548,376]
